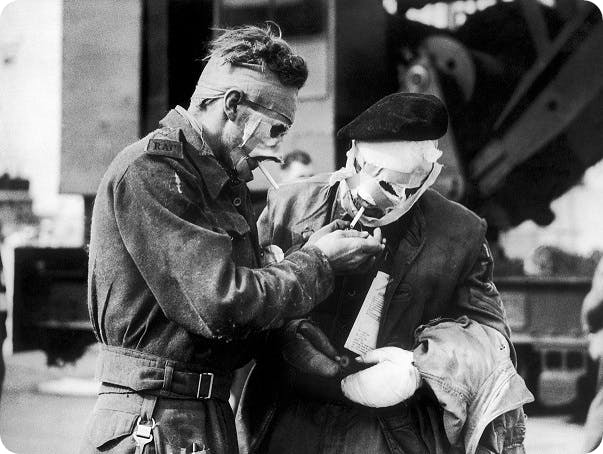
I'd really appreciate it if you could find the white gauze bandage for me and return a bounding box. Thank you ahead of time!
[330,140,443,227]
[191,57,298,123]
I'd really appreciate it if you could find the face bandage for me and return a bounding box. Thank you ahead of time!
[332,140,443,227]
[230,107,289,185]
[356,140,442,173]
[190,57,295,186]
[239,108,290,154]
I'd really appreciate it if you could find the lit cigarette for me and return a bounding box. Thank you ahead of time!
[349,207,365,229]
[257,162,280,190]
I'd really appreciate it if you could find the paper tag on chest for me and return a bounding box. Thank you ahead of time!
[344,271,390,355]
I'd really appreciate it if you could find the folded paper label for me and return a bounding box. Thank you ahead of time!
[345,271,390,355]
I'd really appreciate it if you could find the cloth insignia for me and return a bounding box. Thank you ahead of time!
[145,128,184,159]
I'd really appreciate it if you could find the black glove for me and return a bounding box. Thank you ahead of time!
[279,319,342,377]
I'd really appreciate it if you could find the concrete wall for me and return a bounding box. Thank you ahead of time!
[0,0,83,245]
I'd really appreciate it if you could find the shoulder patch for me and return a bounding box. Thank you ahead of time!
[145,129,183,159]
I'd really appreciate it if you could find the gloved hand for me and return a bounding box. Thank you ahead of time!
[279,319,342,377]
[340,346,421,407]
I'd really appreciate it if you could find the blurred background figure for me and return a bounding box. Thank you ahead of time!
[280,149,315,182]
[581,257,603,453]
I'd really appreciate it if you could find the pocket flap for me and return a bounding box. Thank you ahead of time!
[212,210,251,237]
[86,409,139,449]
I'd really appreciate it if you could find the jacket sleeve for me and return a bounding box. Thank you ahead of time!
[448,221,512,343]
[257,186,300,254]
[412,319,533,454]
[253,187,308,359]
[113,157,334,340]
[257,189,276,249]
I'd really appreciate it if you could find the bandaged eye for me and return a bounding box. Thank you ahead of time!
[270,123,289,138]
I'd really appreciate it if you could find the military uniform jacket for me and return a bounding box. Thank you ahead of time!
[87,110,334,373]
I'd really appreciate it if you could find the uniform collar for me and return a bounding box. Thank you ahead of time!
[159,109,232,200]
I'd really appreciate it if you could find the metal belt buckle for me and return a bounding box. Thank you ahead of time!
[196,372,214,399]
[133,416,156,449]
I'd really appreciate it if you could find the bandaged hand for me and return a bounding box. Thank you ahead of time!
[279,319,342,377]
[340,347,421,407]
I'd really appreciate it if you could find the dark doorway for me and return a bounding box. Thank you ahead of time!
[141,0,214,134]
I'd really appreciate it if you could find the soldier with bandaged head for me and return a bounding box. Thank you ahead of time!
[237,92,534,454]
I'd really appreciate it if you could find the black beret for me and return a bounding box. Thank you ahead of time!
[337,93,448,142]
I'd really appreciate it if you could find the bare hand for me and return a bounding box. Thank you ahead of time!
[348,228,385,275]
[306,219,350,246]
[310,225,384,272]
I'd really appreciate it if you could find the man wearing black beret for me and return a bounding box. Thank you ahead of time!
[237,92,533,454]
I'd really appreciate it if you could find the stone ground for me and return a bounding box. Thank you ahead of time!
[0,349,593,454]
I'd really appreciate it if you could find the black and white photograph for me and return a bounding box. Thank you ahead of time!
[0,0,602,452]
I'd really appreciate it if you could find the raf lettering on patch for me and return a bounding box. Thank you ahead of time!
[146,138,184,159]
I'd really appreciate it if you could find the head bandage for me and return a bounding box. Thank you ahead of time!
[356,140,442,173]
[191,57,298,123]
[330,141,443,227]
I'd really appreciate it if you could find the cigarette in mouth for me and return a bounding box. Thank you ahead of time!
[257,162,280,190]
[349,207,365,229]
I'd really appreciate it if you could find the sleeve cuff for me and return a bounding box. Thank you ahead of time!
[289,245,335,304]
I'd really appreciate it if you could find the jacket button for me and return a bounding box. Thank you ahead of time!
[233,197,242,207]
[347,289,357,297]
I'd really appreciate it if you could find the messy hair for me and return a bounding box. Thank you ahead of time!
[207,24,308,89]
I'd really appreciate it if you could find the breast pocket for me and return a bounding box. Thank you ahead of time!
[206,208,250,238]
[208,208,256,266]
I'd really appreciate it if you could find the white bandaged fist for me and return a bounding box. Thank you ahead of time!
[340,347,421,408]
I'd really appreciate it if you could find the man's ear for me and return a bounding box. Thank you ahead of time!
[224,89,244,121]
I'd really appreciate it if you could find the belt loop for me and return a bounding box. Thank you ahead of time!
[163,361,175,394]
